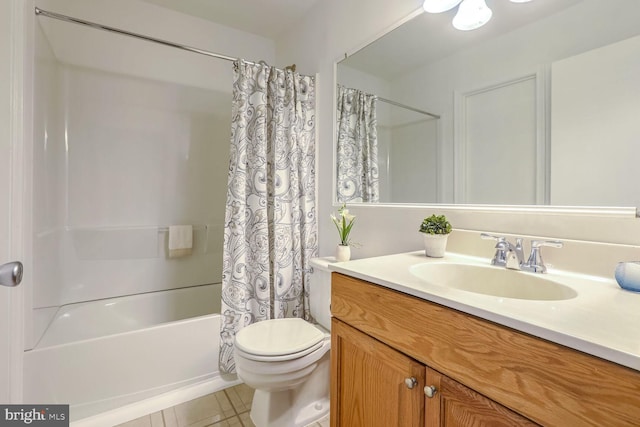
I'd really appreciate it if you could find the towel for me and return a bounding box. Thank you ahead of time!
[168,225,193,258]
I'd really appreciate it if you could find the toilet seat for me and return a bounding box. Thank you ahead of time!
[235,318,327,362]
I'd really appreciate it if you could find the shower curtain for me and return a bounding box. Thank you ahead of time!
[219,59,317,374]
[336,85,379,203]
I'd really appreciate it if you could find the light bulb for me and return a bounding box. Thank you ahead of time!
[452,0,493,31]
[422,0,464,14]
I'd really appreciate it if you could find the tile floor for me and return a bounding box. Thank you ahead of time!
[115,384,330,427]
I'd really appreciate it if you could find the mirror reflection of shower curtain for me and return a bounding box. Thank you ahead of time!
[220,60,318,374]
[336,86,379,202]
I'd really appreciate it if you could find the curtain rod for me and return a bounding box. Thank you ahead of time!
[339,85,440,119]
[376,97,440,120]
[34,7,297,72]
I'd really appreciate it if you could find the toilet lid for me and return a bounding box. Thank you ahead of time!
[235,318,325,357]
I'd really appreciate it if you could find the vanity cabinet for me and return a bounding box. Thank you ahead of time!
[425,367,537,426]
[330,272,640,426]
[331,318,424,426]
[331,318,535,427]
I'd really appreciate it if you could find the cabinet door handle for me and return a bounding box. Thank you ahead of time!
[404,377,418,389]
[424,385,437,398]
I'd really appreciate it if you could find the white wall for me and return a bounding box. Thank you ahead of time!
[276,0,640,262]
[551,34,640,207]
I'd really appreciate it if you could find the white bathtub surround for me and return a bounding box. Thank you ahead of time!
[29,0,277,350]
[168,225,193,258]
[26,5,239,416]
[36,284,217,347]
[220,59,318,374]
[29,16,231,348]
[24,284,226,422]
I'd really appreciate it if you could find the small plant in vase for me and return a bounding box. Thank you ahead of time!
[419,214,452,258]
[331,204,356,262]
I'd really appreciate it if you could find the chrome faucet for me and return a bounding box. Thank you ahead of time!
[481,233,521,268]
[520,240,564,273]
[496,238,525,270]
[481,233,563,273]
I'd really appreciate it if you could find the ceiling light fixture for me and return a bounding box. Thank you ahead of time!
[452,0,493,31]
[423,0,533,31]
[422,0,463,14]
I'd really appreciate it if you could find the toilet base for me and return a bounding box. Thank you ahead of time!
[250,392,329,427]
[248,351,330,427]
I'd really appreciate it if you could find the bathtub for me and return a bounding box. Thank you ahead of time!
[23,284,240,426]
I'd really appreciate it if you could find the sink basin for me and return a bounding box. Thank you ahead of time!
[409,262,578,301]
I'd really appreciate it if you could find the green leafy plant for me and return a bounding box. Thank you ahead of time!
[419,214,452,235]
[331,204,356,246]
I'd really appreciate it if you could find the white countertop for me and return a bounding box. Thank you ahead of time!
[329,251,640,371]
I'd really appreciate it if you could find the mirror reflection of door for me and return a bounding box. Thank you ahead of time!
[455,74,542,205]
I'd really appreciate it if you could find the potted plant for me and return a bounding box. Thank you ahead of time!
[331,204,356,261]
[419,214,452,258]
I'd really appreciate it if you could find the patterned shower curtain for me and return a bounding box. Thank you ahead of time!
[219,59,318,374]
[336,85,379,203]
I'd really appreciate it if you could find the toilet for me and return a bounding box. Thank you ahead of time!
[234,258,332,427]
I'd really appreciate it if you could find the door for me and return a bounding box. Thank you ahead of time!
[425,368,539,426]
[0,0,28,403]
[331,318,425,427]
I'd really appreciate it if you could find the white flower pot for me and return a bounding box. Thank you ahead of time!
[335,244,351,262]
[422,234,449,258]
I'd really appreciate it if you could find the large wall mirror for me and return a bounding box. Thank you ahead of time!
[335,0,640,208]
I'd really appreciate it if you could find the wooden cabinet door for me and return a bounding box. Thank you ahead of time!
[425,368,539,427]
[331,318,425,427]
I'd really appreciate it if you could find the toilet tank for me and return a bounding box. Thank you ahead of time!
[308,257,333,330]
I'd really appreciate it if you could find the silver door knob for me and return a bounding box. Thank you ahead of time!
[0,261,23,287]
[424,385,437,398]
[404,377,418,389]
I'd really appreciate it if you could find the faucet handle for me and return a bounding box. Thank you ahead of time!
[531,240,563,249]
[480,233,504,242]
[480,233,507,266]
[524,240,563,273]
